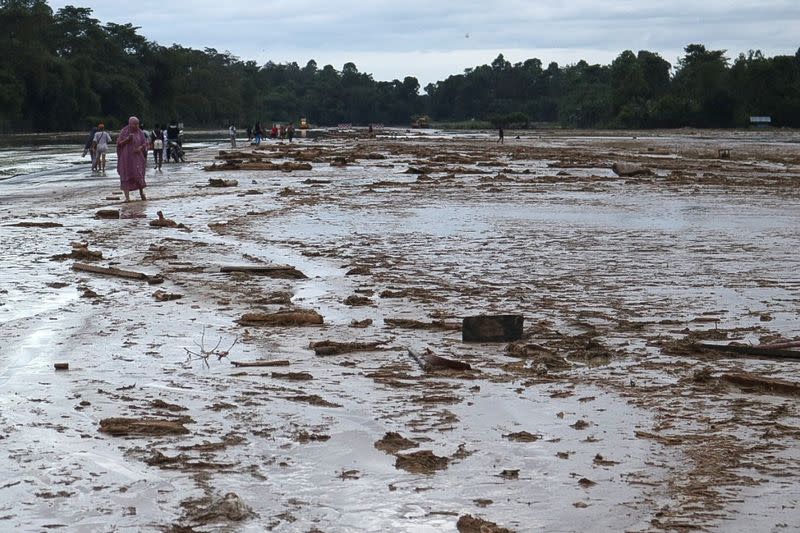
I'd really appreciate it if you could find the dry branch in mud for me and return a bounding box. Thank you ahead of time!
[238,309,323,326]
[184,327,238,368]
[384,318,461,331]
[230,360,290,368]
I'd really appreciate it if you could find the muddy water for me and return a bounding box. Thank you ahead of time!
[1,129,799,532]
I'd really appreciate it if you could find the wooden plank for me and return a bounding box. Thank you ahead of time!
[695,342,800,361]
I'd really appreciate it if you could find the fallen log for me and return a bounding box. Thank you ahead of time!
[611,162,653,177]
[209,178,239,187]
[238,309,323,327]
[695,342,800,361]
[99,417,190,436]
[73,262,163,284]
[310,340,386,356]
[720,372,800,397]
[758,340,800,350]
[230,360,290,367]
[384,318,461,331]
[221,264,307,279]
[408,348,472,372]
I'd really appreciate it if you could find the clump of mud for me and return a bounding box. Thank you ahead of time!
[98,417,191,436]
[394,450,449,474]
[374,432,419,454]
[457,514,515,533]
[238,308,323,326]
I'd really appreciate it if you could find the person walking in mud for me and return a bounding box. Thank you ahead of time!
[151,124,164,170]
[229,123,237,148]
[92,123,112,173]
[82,124,98,171]
[287,123,295,143]
[497,125,504,144]
[116,116,148,202]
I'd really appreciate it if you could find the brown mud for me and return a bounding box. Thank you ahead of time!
[1,128,799,531]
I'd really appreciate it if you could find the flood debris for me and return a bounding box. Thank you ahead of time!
[98,417,191,436]
[272,371,313,381]
[384,318,461,331]
[230,360,290,368]
[349,319,373,328]
[221,264,307,279]
[6,221,63,228]
[394,450,449,474]
[611,162,652,177]
[720,372,800,396]
[506,343,571,371]
[186,492,254,524]
[72,262,163,284]
[374,432,419,454]
[463,315,524,342]
[286,394,341,408]
[95,209,120,219]
[310,340,387,356]
[65,242,103,261]
[184,328,238,367]
[208,178,239,187]
[407,348,472,372]
[503,431,541,442]
[695,342,800,361]
[149,211,188,229]
[238,308,324,327]
[53,362,69,371]
[153,290,182,301]
[343,294,373,306]
[456,514,515,533]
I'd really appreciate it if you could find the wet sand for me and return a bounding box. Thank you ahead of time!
[1,129,799,532]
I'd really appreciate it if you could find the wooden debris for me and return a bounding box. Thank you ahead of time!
[384,318,461,331]
[72,262,163,284]
[349,319,373,328]
[220,264,307,279]
[153,290,182,302]
[149,211,187,229]
[695,342,800,361]
[95,209,120,219]
[462,315,524,342]
[54,363,69,371]
[720,372,800,396]
[310,340,386,356]
[238,309,323,327]
[394,450,449,474]
[407,348,472,372]
[230,360,290,367]
[374,432,418,454]
[208,178,239,187]
[6,221,63,228]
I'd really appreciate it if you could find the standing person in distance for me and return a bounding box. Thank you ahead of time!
[82,124,98,171]
[116,116,148,202]
[497,125,504,144]
[229,123,237,148]
[92,123,112,173]
[152,124,164,170]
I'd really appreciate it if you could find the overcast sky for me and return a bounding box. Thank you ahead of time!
[48,0,800,85]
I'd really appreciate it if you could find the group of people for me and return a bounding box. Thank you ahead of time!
[81,118,184,203]
[244,122,296,145]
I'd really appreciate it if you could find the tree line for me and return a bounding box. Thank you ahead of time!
[2,0,799,132]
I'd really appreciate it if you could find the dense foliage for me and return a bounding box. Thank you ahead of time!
[2,0,799,132]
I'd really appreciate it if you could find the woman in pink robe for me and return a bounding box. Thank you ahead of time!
[116,116,148,202]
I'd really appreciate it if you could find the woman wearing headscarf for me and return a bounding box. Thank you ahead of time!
[116,116,148,202]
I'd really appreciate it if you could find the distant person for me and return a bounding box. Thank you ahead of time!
[166,119,181,160]
[92,123,112,173]
[497,126,504,144]
[152,124,164,170]
[279,125,286,140]
[254,122,263,145]
[270,125,278,139]
[229,124,237,148]
[246,125,252,142]
[82,125,98,171]
[287,123,294,142]
[368,124,373,135]
[116,116,148,202]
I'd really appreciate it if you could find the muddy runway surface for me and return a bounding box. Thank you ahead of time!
[1,129,799,532]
